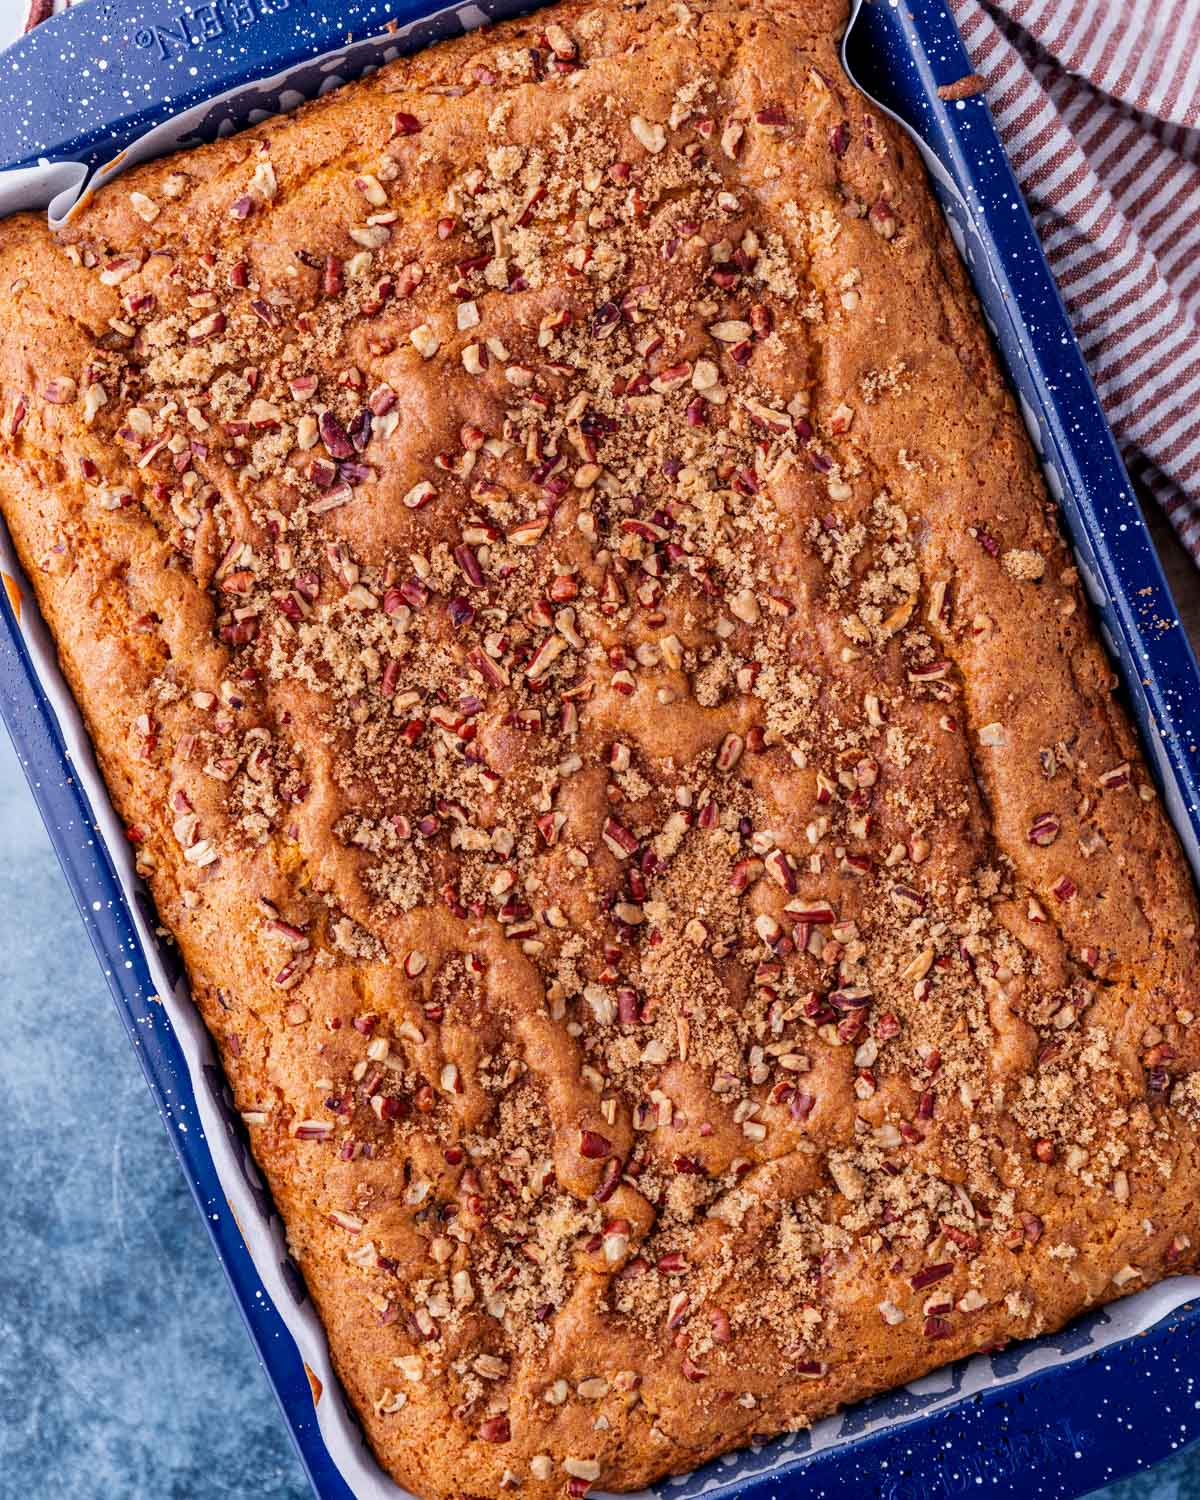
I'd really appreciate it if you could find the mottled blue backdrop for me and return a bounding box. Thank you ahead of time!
[0,724,1196,1500]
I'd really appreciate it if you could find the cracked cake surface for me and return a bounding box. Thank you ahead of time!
[1,0,1199,1493]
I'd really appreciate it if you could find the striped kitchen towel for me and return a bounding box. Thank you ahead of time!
[947,0,1200,559]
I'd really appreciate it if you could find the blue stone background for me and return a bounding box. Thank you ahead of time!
[0,727,307,1500]
[1,723,1198,1500]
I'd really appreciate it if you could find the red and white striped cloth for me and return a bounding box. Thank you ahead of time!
[947,0,1200,560]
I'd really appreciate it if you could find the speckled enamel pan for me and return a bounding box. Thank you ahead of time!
[2,0,1200,1496]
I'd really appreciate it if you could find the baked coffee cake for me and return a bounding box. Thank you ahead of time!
[1,0,1199,1493]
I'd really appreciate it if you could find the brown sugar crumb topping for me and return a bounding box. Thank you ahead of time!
[3,0,1198,1493]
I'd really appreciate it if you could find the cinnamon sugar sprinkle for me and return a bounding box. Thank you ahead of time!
[2,0,1198,1492]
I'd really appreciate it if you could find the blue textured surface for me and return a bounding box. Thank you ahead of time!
[0,582,354,1497]
[4,0,1200,1495]
[0,0,539,175]
[0,730,310,1500]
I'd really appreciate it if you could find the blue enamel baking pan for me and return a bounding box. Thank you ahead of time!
[3,0,1200,1495]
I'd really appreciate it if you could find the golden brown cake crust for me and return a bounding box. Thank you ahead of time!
[2,0,1200,1493]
